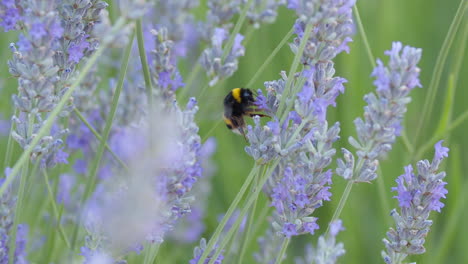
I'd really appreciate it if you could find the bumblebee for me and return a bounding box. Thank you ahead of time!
[223,88,266,138]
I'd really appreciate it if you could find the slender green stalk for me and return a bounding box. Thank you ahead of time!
[197,164,261,263]
[376,167,391,226]
[221,0,254,61]
[236,166,266,264]
[274,238,290,264]
[414,108,468,161]
[179,63,203,100]
[412,0,467,145]
[143,243,160,264]
[2,109,16,168]
[69,20,132,250]
[246,27,295,88]
[353,5,376,68]
[277,23,313,119]
[325,180,354,236]
[42,169,71,249]
[136,19,153,109]
[73,108,128,170]
[83,28,135,200]
[0,17,127,197]
[208,161,279,264]
[8,160,28,264]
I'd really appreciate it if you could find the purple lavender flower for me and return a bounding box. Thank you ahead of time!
[295,220,345,264]
[337,42,422,182]
[200,27,245,86]
[382,141,449,263]
[190,238,224,264]
[0,1,22,31]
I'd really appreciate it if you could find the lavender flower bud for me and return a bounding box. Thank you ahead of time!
[190,238,224,264]
[382,141,449,263]
[200,27,245,86]
[337,42,422,182]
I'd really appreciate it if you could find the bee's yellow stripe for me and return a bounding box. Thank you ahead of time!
[232,88,242,103]
[223,116,233,126]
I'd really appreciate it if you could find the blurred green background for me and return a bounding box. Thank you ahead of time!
[1,0,467,263]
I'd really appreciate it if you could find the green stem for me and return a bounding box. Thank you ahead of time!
[325,180,354,236]
[246,27,295,88]
[414,108,468,160]
[376,167,391,226]
[412,0,467,146]
[277,23,313,118]
[3,109,16,168]
[83,28,135,200]
[143,243,161,264]
[136,19,153,109]
[353,4,376,68]
[208,162,279,264]
[221,0,254,61]
[42,169,71,249]
[8,160,28,264]
[0,17,127,197]
[197,164,261,263]
[274,238,290,264]
[236,166,266,264]
[73,108,128,170]
[69,20,132,251]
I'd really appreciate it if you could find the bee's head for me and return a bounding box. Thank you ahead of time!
[241,88,255,103]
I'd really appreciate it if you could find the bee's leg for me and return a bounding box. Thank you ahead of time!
[239,126,248,142]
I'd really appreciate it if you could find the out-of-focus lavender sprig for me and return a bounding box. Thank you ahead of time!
[247,0,285,28]
[337,42,422,182]
[254,225,286,264]
[382,141,449,264]
[150,1,199,58]
[190,238,224,264]
[295,220,345,264]
[171,138,217,243]
[200,27,245,86]
[0,171,29,264]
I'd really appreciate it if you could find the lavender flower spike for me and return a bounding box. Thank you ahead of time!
[337,42,422,182]
[295,220,345,264]
[200,27,245,86]
[382,141,449,264]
